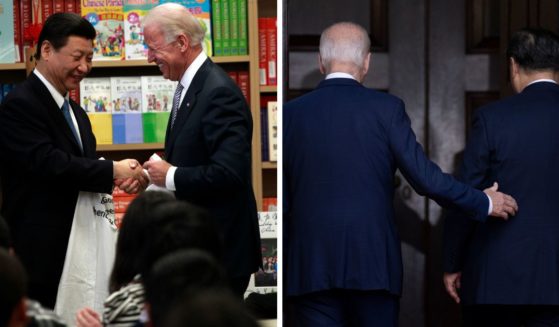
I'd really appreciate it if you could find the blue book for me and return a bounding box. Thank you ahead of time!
[113,112,143,144]
[0,0,15,63]
[112,113,126,144]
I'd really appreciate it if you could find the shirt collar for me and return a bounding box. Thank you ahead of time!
[527,78,558,87]
[179,51,208,91]
[33,69,68,108]
[326,72,357,81]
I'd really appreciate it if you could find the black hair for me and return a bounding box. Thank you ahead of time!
[144,249,228,326]
[140,201,223,277]
[506,28,559,71]
[109,191,175,293]
[35,12,96,60]
[0,248,26,327]
[161,290,259,327]
[0,215,11,250]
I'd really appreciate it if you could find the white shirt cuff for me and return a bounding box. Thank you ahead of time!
[165,166,177,191]
[486,194,493,215]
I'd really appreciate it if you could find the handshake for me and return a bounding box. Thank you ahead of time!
[112,158,173,194]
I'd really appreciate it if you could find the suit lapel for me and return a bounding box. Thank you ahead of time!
[165,59,212,157]
[29,74,83,155]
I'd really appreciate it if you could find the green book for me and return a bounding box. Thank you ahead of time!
[228,0,239,55]
[142,112,170,143]
[211,0,223,56]
[237,0,247,55]
[220,0,230,55]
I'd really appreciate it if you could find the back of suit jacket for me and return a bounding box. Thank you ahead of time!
[164,59,261,279]
[0,73,113,304]
[284,78,489,297]
[444,81,559,305]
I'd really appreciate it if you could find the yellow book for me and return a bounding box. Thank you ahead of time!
[88,113,113,145]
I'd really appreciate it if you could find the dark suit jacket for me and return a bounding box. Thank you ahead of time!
[165,58,261,278]
[0,73,114,307]
[283,78,489,297]
[443,81,559,305]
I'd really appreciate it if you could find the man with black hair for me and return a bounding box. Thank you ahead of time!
[0,12,148,308]
[443,28,559,326]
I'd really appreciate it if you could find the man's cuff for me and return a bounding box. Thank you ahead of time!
[486,194,493,215]
[165,166,177,191]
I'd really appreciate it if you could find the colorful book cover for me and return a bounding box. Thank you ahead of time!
[210,0,221,55]
[111,76,143,144]
[244,211,277,296]
[227,0,238,55]
[123,0,157,60]
[160,0,212,57]
[141,75,175,143]
[82,0,125,61]
[0,0,16,63]
[81,77,113,144]
[267,101,277,161]
[237,0,246,55]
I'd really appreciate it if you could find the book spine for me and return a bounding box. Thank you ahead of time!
[237,0,247,55]
[266,18,277,85]
[238,70,250,105]
[211,0,222,56]
[228,0,238,56]
[220,0,230,56]
[258,18,267,85]
[64,0,75,13]
[41,0,53,22]
[227,70,238,84]
[13,0,22,62]
[53,0,64,13]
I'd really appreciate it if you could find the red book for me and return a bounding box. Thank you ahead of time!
[266,18,277,86]
[69,88,80,104]
[257,18,268,86]
[64,0,75,13]
[13,0,22,62]
[74,0,80,15]
[53,0,64,13]
[22,0,32,43]
[238,71,250,105]
[113,196,136,214]
[227,71,238,84]
[41,0,53,22]
[262,197,277,211]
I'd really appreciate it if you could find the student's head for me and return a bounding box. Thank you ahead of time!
[144,249,228,326]
[161,290,259,327]
[35,13,96,94]
[507,28,559,92]
[109,191,175,292]
[0,249,27,327]
[319,22,371,82]
[140,201,223,276]
[142,3,205,81]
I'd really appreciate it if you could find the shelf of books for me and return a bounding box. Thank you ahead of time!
[0,0,277,212]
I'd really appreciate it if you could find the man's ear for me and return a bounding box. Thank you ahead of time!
[40,41,52,60]
[363,52,371,76]
[7,298,28,327]
[318,54,326,74]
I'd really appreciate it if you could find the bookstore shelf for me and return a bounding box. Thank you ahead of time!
[96,143,164,151]
[262,161,277,169]
[0,63,26,71]
[91,55,250,68]
[260,85,277,93]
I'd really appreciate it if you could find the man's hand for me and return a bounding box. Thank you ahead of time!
[484,182,518,220]
[443,272,462,304]
[76,307,102,327]
[143,160,172,187]
[113,159,149,194]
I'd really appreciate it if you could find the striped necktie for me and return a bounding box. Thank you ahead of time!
[170,83,185,129]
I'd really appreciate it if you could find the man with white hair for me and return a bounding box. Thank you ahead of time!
[283,22,518,326]
[141,3,261,299]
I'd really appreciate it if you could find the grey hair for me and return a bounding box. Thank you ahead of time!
[319,22,370,73]
[143,3,205,47]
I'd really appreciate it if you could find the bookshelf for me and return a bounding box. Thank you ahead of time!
[0,0,277,211]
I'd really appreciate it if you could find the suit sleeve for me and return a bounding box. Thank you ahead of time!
[0,95,113,193]
[443,110,492,272]
[388,99,489,221]
[174,86,252,195]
